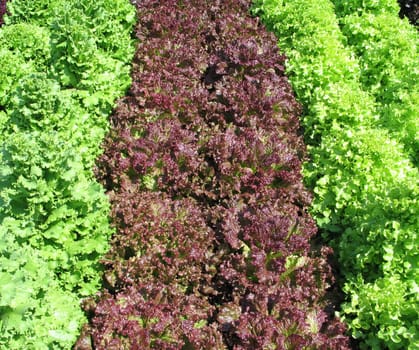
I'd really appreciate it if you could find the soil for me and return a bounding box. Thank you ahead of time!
[398,0,419,27]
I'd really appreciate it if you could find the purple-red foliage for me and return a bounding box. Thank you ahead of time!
[75,0,350,349]
[0,0,7,26]
[77,285,224,350]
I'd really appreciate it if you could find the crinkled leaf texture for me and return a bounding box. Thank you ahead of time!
[0,0,136,348]
[252,0,419,348]
[76,1,350,349]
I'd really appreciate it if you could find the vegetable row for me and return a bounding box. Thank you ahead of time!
[2,0,417,348]
[75,0,349,348]
[333,0,419,165]
[252,0,418,349]
[0,0,135,348]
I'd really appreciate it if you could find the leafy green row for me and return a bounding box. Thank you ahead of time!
[332,0,419,165]
[251,0,418,349]
[0,1,135,348]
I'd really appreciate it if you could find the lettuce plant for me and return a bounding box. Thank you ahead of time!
[0,0,136,348]
[333,0,419,165]
[76,1,350,348]
[252,0,419,348]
